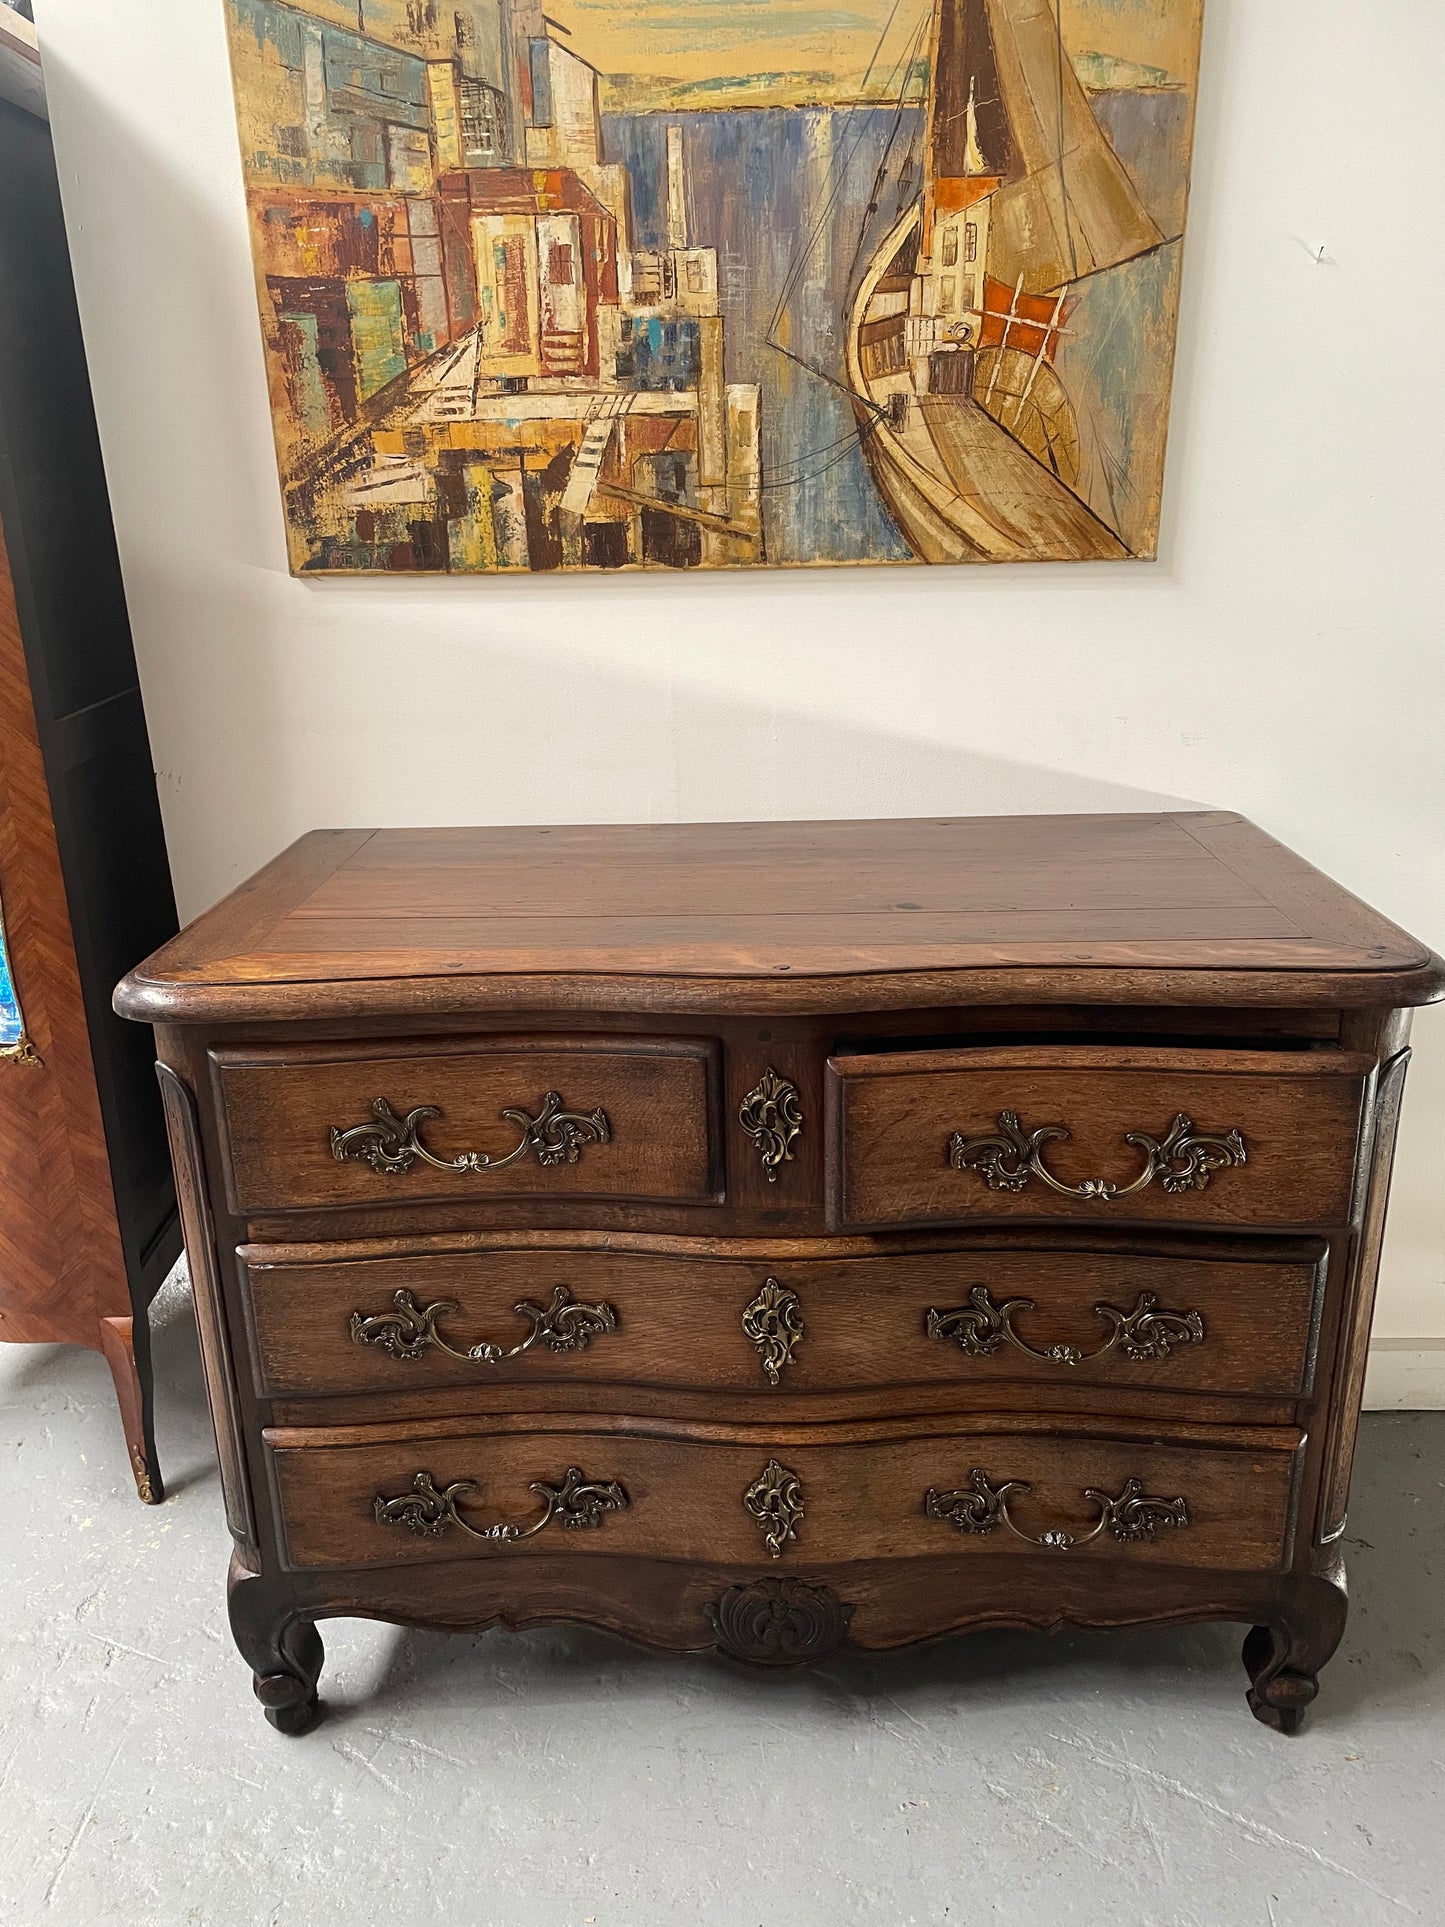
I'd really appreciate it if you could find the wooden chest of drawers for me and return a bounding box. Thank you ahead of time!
[115,813,1443,1735]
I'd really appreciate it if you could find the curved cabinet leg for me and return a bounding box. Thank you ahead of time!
[1243,1569,1348,1735]
[227,1559,324,1735]
[98,1314,163,1505]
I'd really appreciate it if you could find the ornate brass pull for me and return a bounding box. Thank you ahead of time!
[744,1459,804,1557]
[924,1469,1189,1550]
[350,1284,618,1365]
[330,1091,611,1177]
[374,1466,629,1542]
[741,1279,803,1385]
[927,1288,1204,1367]
[948,1110,1246,1201]
[739,1068,802,1183]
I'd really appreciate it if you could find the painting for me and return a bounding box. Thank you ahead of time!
[0,885,36,1065]
[223,0,1205,572]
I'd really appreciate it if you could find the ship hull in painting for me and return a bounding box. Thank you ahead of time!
[845,203,1129,565]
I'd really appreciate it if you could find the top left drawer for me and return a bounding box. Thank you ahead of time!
[210,1036,722,1214]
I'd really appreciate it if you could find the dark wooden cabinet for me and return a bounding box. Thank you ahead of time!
[116,813,1441,1729]
[0,33,180,1498]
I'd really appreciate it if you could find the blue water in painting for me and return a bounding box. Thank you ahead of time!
[602,108,920,566]
[602,93,1189,564]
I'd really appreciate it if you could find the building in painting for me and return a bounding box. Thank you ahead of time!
[226,0,762,571]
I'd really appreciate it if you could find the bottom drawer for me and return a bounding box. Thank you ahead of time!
[267,1417,1301,1575]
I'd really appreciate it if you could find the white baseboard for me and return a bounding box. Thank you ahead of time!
[1364,1345,1445,1410]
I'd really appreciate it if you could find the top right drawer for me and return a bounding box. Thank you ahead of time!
[826,1045,1373,1232]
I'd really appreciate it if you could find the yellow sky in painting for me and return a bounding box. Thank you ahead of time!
[547,0,1203,106]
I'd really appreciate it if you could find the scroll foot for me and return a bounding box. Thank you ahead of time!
[1243,1569,1347,1735]
[228,1562,324,1736]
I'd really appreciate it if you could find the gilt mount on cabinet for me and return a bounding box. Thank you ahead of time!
[115,811,1443,1738]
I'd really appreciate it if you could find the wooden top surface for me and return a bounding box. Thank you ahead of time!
[115,813,1443,1021]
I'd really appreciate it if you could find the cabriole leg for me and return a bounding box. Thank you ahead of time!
[227,1561,324,1735]
[1243,1568,1348,1735]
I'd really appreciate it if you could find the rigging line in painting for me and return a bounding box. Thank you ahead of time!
[222,0,1204,573]
[845,31,930,289]
[765,0,930,349]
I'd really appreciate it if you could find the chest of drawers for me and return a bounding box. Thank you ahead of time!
[115,812,1443,1735]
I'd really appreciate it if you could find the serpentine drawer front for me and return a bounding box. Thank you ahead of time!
[826,1046,1373,1232]
[114,813,1444,1734]
[241,1239,1325,1403]
[265,1419,1302,1576]
[211,1036,721,1214]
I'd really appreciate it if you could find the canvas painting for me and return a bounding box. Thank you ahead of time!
[223,0,1205,572]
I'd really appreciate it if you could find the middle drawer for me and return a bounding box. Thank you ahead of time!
[241,1236,1326,1403]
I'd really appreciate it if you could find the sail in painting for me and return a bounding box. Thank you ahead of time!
[222,0,1204,572]
[845,0,1175,562]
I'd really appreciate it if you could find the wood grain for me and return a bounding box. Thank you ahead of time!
[1,94,180,1501]
[0,510,153,1490]
[267,1414,1302,1576]
[157,1063,255,1548]
[242,1238,1323,1404]
[0,517,125,1333]
[829,1045,1371,1231]
[212,1034,721,1214]
[112,814,1435,1730]
[114,815,1445,1024]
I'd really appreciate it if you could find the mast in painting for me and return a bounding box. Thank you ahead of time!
[845,0,1169,562]
[913,0,1012,397]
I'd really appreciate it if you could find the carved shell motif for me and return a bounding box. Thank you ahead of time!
[710,1578,854,1668]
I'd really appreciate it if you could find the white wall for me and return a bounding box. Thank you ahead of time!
[30,0,1445,1394]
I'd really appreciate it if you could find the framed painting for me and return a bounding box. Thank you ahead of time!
[223,0,1205,572]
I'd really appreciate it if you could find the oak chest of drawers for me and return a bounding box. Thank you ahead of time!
[115,813,1443,1735]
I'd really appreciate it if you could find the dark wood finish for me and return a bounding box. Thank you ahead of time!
[1317,1048,1410,1544]
[211,1034,720,1213]
[0,77,179,1499]
[241,1236,1323,1404]
[113,815,1442,1733]
[827,1045,1371,1231]
[115,815,1445,1025]
[157,1063,256,1550]
[227,1557,325,1735]
[1242,1563,1349,1734]
[266,1413,1301,1576]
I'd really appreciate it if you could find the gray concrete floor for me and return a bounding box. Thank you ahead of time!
[2,1274,1442,1927]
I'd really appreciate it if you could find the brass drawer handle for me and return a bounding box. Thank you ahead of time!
[949,1110,1246,1201]
[374,1466,629,1542]
[330,1090,611,1177]
[738,1067,802,1183]
[741,1279,803,1384]
[925,1470,1190,1550]
[351,1284,618,1365]
[927,1287,1204,1367]
[744,1458,804,1557]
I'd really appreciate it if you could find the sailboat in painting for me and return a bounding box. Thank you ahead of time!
[846,0,1172,562]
